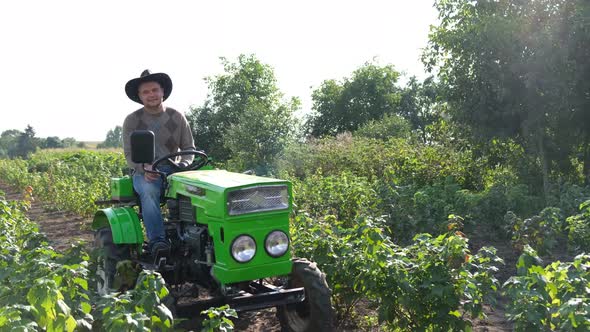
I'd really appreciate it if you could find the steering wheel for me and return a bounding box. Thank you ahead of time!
[151,150,209,174]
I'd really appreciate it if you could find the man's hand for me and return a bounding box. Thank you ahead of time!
[143,164,160,182]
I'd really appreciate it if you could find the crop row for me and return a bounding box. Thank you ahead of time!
[0,191,204,331]
[0,150,127,217]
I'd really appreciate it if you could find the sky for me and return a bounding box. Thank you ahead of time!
[0,0,439,142]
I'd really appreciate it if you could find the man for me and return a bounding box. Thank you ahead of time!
[123,69,195,257]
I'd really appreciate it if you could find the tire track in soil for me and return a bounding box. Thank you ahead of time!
[0,181,513,331]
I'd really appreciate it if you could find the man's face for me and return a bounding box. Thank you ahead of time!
[138,81,164,108]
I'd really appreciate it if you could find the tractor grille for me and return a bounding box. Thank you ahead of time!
[227,185,289,216]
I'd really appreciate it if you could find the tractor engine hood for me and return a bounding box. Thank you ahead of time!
[166,170,292,219]
[169,170,289,190]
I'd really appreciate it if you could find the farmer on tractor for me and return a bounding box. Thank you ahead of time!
[92,69,334,331]
[123,69,195,258]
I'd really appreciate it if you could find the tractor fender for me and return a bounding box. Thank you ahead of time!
[92,207,144,244]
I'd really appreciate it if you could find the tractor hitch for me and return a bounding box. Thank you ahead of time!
[176,286,305,316]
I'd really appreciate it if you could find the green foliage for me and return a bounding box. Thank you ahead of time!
[0,129,23,158]
[426,0,590,197]
[200,305,238,332]
[61,137,78,149]
[291,214,503,331]
[93,270,174,331]
[37,136,79,150]
[454,182,544,239]
[566,200,590,254]
[97,126,123,149]
[223,97,299,174]
[506,207,564,255]
[306,61,402,137]
[40,136,65,149]
[379,178,462,242]
[548,183,590,218]
[0,198,92,331]
[354,113,413,141]
[0,127,82,159]
[0,196,178,331]
[187,54,298,171]
[280,135,478,188]
[290,170,380,228]
[9,125,38,159]
[281,133,546,241]
[504,246,590,331]
[397,76,442,143]
[0,149,127,217]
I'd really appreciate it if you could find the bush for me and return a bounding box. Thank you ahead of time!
[290,213,503,331]
[455,183,543,238]
[503,246,590,331]
[354,113,413,140]
[376,177,462,242]
[566,200,590,254]
[506,207,564,255]
[290,171,380,228]
[278,135,479,188]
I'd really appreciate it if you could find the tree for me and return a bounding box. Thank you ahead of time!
[187,54,299,172]
[61,137,77,148]
[424,0,590,198]
[565,1,590,183]
[224,98,299,174]
[15,125,37,158]
[0,129,22,158]
[398,76,442,143]
[97,126,123,149]
[305,61,402,137]
[40,136,64,149]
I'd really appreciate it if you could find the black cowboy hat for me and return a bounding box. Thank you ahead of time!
[125,69,173,104]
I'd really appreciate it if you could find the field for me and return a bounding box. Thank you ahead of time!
[0,180,509,332]
[2,1,589,330]
[1,145,588,331]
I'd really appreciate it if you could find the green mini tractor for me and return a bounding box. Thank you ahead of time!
[92,131,333,331]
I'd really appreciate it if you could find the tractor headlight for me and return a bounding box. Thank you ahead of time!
[231,235,256,263]
[227,185,289,216]
[265,230,289,257]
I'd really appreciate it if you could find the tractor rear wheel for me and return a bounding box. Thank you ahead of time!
[94,227,132,295]
[277,258,334,332]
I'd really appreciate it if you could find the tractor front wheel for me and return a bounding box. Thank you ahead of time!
[277,258,334,332]
[94,227,132,295]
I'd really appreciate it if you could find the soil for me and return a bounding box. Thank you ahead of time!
[0,182,94,251]
[1,181,515,331]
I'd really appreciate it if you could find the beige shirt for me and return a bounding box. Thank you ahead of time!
[123,107,195,173]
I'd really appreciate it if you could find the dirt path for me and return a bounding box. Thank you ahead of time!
[0,182,94,251]
[0,181,513,331]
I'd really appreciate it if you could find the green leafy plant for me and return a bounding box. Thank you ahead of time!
[200,305,238,332]
[0,150,127,217]
[0,195,176,332]
[291,213,503,331]
[503,246,590,331]
[506,207,564,255]
[93,270,174,331]
[566,200,590,254]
